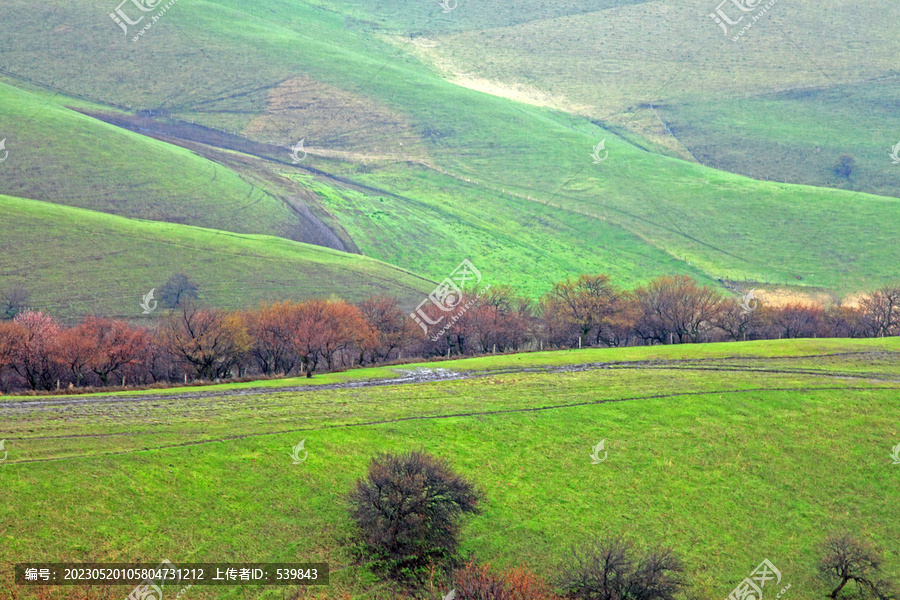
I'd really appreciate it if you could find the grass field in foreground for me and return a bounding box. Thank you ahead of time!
[1,339,898,599]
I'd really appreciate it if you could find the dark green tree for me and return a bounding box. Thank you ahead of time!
[159,274,199,308]
[347,450,482,581]
[833,154,856,179]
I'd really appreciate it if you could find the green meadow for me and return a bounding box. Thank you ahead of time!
[2,339,898,599]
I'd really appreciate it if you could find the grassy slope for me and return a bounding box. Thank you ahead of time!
[288,169,709,295]
[1,339,898,598]
[1,0,899,297]
[659,77,900,200]
[0,82,334,243]
[397,0,900,196]
[0,193,433,320]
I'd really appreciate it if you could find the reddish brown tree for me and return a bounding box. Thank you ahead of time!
[543,275,623,348]
[81,317,150,386]
[825,305,866,339]
[635,276,723,344]
[760,303,826,339]
[8,311,63,390]
[471,286,536,353]
[452,560,562,600]
[59,325,95,387]
[0,320,27,390]
[291,299,374,375]
[247,301,302,375]
[713,297,764,342]
[357,296,418,364]
[161,304,251,380]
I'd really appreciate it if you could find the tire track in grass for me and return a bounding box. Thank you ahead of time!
[6,385,895,465]
[1,350,897,409]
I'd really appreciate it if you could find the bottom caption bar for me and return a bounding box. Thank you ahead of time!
[15,562,329,586]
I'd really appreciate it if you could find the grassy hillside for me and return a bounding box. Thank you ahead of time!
[2,339,898,598]
[0,82,353,249]
[1,0,899,299]
[400,0,900,195]
[0,193,433,320]
[658,77,900,199]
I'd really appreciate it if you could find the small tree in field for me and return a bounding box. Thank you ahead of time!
[833,154,856,180]
[1,285,30,320]
[159,273,200,308]
[819,534,896,600]
[557,537,685,600]
[347,450,482,581]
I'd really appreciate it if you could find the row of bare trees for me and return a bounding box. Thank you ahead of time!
[541,275,900,347]
[1,276,898,392]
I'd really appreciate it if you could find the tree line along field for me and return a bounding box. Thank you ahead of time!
[2,274,899,393]
[0,339,898,599]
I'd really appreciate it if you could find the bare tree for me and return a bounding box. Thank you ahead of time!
[160,303,251,380]
[819,534,896,600]
[543,275,623,348]
[859,285,900,337]
[635,276,723,344]
[761,303,825,339]
[714,298,763,341]
[558,537,685,600]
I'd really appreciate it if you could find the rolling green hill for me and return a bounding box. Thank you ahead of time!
[395,0,900,196]
[0,0,898,307]
[0,193,433,320]
[0,82,353,250]
[2,339,899,598]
